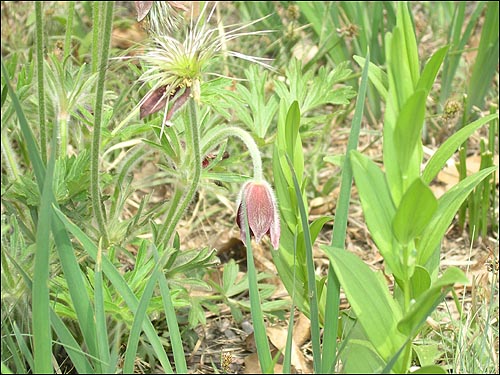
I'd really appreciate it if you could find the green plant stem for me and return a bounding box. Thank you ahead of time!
[91,1,114,246]
[35,2,47,164]
[158,99,202,246]
[202,126,263,180]
[91,2,101,74]
[242,201,273,373]
[64,2,75,60]
[156,187,184,245]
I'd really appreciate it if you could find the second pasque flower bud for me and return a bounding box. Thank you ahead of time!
[236,180,280,249]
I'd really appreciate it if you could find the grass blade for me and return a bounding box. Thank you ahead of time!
[4,252,95,373]
[322,48,371,373]
[53,206,174,373]
[286,154,322,372]
[32,148,53,373]
[155,248,188,373]
[2,55,101,367]
[465,1,499,120]
[123,241,161,373]
[94,242,110,373]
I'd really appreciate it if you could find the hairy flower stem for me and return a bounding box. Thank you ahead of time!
[35,2,47,164]
[91,2,101,74]
[157,99,202,247]
[90,1,114,246]
[202,126,263,181]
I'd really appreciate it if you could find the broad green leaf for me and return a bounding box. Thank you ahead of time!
[410,266,431,300]
[411,365,448,374]
[413,343,442,368]
[350,151,403,277]
[324,246,407,370]
[393,178,437,244]
[417,167,496,266]
[398,267,468,336]
[389,26,415,110]
[341,339,385,373]
[422,114,498,184]
[394,89,426,178]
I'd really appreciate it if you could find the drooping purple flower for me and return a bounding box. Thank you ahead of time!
[236,180,280,249]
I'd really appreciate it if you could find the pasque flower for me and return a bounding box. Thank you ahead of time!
[136,2,274,126]
[236,180,280,249]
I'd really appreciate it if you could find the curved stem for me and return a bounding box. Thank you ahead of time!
[202,126,263,181]
[91,1,114,246]
[158,99,202,246]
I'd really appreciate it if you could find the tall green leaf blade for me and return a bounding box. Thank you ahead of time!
[154,244,188,373]
[417,167,497,266]
[394,89,426,180]
[350,151,403,277]
[94,245,110,373]
[323,48,370,372]
[416,46,449,95]
[466,1,499,117]
[287,155,322,373]
[398,2,419,89]
[285,101,301,175]
[422,114,497,184]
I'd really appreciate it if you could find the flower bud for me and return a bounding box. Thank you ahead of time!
[236,180,280,249]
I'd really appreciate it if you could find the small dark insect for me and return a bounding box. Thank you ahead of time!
[202,151,230,168]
